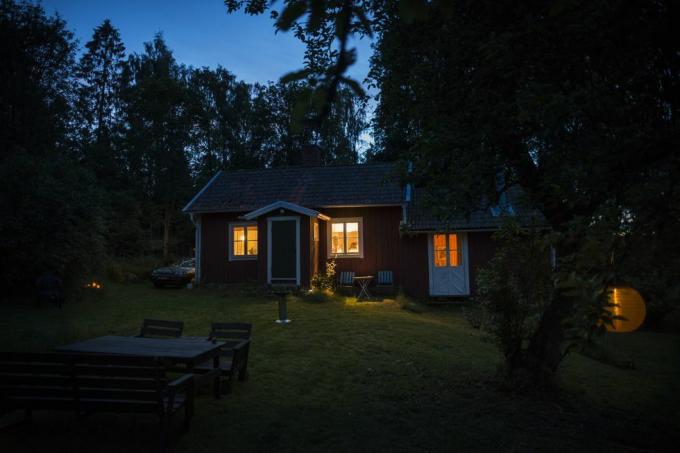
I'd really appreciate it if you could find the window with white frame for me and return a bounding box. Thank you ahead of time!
[328,218,363,258]
[433,233,459,267]
[229,223,258,260]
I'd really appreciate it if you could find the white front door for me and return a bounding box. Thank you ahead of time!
[428,232,470,296]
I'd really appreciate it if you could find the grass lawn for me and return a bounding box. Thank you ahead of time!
[1,282,678,452]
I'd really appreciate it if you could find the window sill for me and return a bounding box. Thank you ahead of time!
[229,256,258,262]
[329,254,363,259]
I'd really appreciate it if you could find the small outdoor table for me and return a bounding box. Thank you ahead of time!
[353,275,374,300]
[55,335,226,398]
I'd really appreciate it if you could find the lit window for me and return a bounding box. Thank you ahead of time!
[433,234,447,267]
[331,223,345,254]
[329,218,363,257]
[448,234,459,266]
[230,224,257,260]
[433,233,459,267]
[346,222,359,253]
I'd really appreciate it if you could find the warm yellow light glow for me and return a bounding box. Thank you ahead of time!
[433,234,447,267]
[331,220,361,255]
[606,286,646,333]
[84,281,103,289]
[433,234,446,249]
[331,222,346,254]
[346,222,359,253]
[246,226,258,241]
[246,226,258,255]
[448,234,459,267]
[434,233,460,267]
[232,225,258,256]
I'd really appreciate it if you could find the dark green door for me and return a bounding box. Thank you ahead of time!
[270,219,297,283]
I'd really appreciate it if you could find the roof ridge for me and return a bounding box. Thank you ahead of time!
[218,161,397,176]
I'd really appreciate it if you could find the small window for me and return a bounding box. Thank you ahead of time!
[433,233,459,267]
[230,223,258,260]
[433,234,447,267]
[328,218,363,258]
[448,234,459,266]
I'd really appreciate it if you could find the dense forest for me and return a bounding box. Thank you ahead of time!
[0,0,367,296]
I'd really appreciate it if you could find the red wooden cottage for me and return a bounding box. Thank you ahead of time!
[182,151,543,298]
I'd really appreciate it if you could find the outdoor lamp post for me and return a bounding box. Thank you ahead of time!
[272,286,292,324]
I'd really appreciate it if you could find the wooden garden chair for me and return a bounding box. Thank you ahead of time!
[193,322,252,393]
[338,271,355,290]
[138,319,184,338]
[376,270,395,295]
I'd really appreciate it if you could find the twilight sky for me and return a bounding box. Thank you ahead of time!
[41,0,374,87]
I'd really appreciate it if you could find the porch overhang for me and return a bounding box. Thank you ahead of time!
[242,200,330,221]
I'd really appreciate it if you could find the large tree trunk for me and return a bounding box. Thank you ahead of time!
[162,206,172,261]
[511,294,572,388]
[505,237,579,389]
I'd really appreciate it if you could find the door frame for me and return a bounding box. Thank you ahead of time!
[267,216,300,286]
[427,232,470,296]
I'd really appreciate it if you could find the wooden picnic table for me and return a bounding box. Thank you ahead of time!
[55,335,227,398]
[353,275,374,300]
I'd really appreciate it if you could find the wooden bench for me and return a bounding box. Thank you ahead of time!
[138,319,184,338]
[193,323,252,394]
[0,352,193,450]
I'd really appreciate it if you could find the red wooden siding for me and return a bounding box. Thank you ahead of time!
[399,233,430,297]
[200,213,258,284]
[199,207,497,298]
[467,231,496,296]
[318,206,403,284]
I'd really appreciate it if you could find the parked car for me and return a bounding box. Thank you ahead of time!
[150,258,195,288]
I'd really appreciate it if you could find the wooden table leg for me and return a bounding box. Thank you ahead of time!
[358,281,371,299]
[238,344,250,382]
[213,354,221,399]
[186,361,197,401]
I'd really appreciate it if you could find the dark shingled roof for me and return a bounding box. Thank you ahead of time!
[184,162,546,230]
[406,185,546,231]
[183,163,403,213]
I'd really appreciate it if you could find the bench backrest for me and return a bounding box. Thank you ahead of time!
[339,271,355,286]
[0,352,169,414]
[377,270,394,285]
[139,319,183,338]
[209,323,252,357]
[0,352,76,411]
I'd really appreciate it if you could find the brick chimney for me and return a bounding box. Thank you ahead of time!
[301,144,323,167]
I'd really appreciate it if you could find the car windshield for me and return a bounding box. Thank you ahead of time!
[178,259,194,268]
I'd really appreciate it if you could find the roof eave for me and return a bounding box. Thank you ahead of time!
[182,171,223,213]
[242,201,331,221]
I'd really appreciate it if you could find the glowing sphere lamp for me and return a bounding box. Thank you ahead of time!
[606,286,646,333]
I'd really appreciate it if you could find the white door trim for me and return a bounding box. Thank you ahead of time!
[267,216,300,286]
[427,232,470,296]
